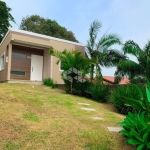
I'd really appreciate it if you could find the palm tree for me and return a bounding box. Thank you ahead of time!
[114,40,150,83]
[49,48,95,76]
[50,48,95,93]
[86,20,125,82]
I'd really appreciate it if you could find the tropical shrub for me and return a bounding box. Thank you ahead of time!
[50,49,93,74]
[43,78,57,88]
[109,84,146,115]
[118,81,150,149]
[63,79,71,94]
[63,78,92,97]
[73,81,92,97]
[118,112,150,150]
[89,82,109,102]
[123,81,150,116]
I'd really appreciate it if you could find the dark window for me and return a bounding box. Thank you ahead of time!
[11,71,26,76]
[12,52,27,58]
[60,61,64,70]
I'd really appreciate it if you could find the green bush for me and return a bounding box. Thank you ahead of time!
[73,81,92,97]
[63,79,109,102]
[118,112,150,150]
[43,78,57,88]
[63,78,92,97]
[63,79,71,93]
[89,82,109,102]
[109,84,146,114]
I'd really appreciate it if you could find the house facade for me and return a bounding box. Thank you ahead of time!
[0,29,85,84]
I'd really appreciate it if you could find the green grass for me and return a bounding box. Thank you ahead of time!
[23,113,40,122]
[0,83,135,150]
[4,142,21,150]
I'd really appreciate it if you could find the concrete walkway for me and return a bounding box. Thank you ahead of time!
[78,103,90,106]
[79,102,122,132]
[81,108,96,111]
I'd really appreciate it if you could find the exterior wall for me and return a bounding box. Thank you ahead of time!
[10,45,43,80]
[43,48,51,79]
[0,32,12,82]
[11,32,51,48]
[75,45,85,55]
[4,47,9,80]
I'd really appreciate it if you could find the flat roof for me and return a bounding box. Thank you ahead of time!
[0,28,85,47]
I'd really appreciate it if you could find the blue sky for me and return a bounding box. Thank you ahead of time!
[3,0,150,76]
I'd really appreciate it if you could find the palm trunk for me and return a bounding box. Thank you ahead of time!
[99,71,103,85]
[90,64,94,81]
[96,65,103,85]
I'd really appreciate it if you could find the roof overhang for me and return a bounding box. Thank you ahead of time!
[11,39,51,49]
[0,28,85,47]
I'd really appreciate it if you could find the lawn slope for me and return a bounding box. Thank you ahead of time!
[0,83,134,150]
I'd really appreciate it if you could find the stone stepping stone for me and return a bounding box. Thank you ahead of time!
[92,117,104,120]
[81,108,96,111]
[78,103,90,106]
[107,127,123,132]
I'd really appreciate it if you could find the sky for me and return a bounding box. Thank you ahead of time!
[3,0,150,76]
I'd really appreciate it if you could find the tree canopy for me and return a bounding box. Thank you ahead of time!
[0,0,15,42]
[115,40,150,83]
[20,15,78,42]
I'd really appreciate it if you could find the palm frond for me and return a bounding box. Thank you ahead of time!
[123,40,142,57]
[97,34,122,52]
[50,48,93,73]
[89,20,102,38]
[99,49,126,67]
[115,59,143,83]
[85,47,91,59]
[87,20,102,52]
[143,40,150,54]
[143,41,150,71]
[118,59,141,72]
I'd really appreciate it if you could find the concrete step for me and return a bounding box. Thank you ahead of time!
[7,80,43,85]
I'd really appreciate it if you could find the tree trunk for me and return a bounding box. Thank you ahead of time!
[90,64,94,81]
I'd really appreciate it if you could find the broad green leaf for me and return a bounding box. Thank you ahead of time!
[147,142,150,148]
[147,80,150,90]
[143,132,149,143]
[137,113,148,128]
[132,84,144,100]
[139,127,148,135]
[124,97,146,111]
[128,112,135,118]
[146,87,150,102]
[127,139,141,145]
[124,117,134,126]
[137,144,145,150]
[121,130,130,137]
[130,130,143,142]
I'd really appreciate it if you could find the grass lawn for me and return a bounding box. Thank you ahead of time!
[0,83,135,150]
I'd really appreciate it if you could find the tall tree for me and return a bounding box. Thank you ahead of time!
[86,20,125,82]
[0,0,15,42]
[20,15,78,42]
[115,40,150,83]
